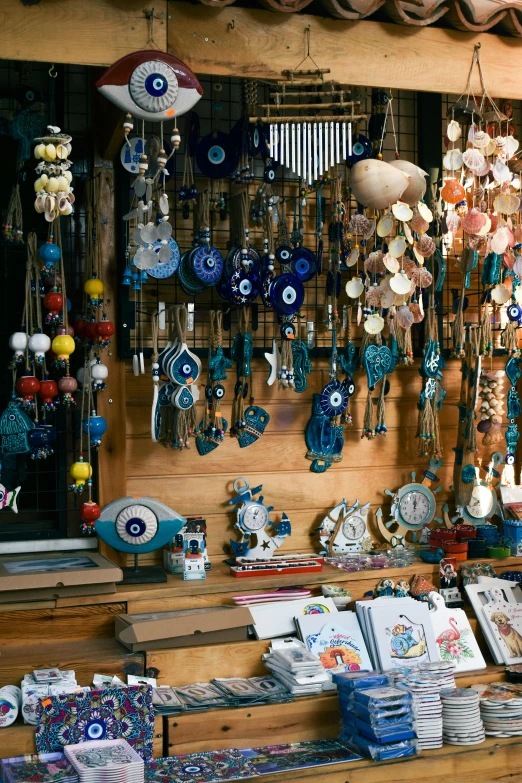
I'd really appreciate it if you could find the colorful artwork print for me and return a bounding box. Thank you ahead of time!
[439,558,457,590]
[488,604,522,660]
[35,686,154,761]
[436,620,475,664]
[1,754,76,783]
[387,621,427,660]
[239,740,361,774]
[145,750,260,783]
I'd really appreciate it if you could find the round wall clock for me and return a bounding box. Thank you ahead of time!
[452,463,499,525]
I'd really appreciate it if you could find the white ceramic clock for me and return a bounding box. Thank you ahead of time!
[318,499,372,553]
[453,466,498,524]
[227,477,291,560]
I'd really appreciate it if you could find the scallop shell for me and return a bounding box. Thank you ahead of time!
[396,304,414,328]
[505,136,520,158]
[345,277,365,299]
[461,207,487,234]
[475,215,491,236]
[443,149,463,171]
[390,271,413,295]
[403,221,413,245]
[345,248,359,267]
[495,136,507,153]
[411,212,429,233]
[490,284,511,304]
[365,251,386,276]
[514,225,522,245]
[515,286,522,305]
[462,148,485,171]
[350,159,410,210]
[381,288,395,309]
[417,202,433,223]
[441,179,465,205]
[377,214,394,237]
[447,120,462,142]
[348,213,375,240]
[388,236,407,258]
[475,159,491,178]
[412,266,433,288]
[488,212,499,233]
[494,193,520,215]
[392,201,413,222]
[445,211,461,233]
[364,314,385,334]
[366,285,384,307]
[383,254,400,273]
[402,258,417,279]
[493,160,511,184]
[491,226,510,254]
[414,233,436,258]
[470,129,491,149]
[467,234,486,251]
[409,302,424,323]
[485,138,497,157]
[388,159,427,206]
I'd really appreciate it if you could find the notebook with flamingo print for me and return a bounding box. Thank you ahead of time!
[428,592,486,673]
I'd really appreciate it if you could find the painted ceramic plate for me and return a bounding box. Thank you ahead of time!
[146,237,181,279]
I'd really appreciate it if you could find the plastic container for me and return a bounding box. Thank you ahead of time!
[455,524,477,541]
[487,545,511,558]
[475,524,501,544]
[463,538,487,558]
[502,518,522,556]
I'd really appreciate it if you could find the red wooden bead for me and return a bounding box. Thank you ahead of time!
[43,291,63,312]
[16,375,40,396]
[96,320,115,337]
[81,501,101,522]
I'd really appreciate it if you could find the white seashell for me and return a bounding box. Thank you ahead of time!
[56,144,68,160]
[390,271,412,295]
[417,202,433,223]
[493,160,511,184]
[490,284,510,304]
[350,159,410,210]
[159,193,169,216]
[45,177,59,193]
[45,144,57,161]
[392,201,413,222]
[383,254,400,274]
[381,288,395,309]
[57,175,68,191]
[491,226,510,254]
[462,148,485,171]
[388,236,407,258]
[515,287,522,306]
[487,407,496,417]
[34,195,45,213]
[470,129,490,149]
[59,201,73,216]
[447,120,461,142]
[403,221,413,245]
[474,159,491,177]
[443,149,463,171]
[505,136,519,158]
[377,214,394,237]
[476,215,491,237]
[364,314,385,334]
[345,277,365,299]
[494,193,520,215]
[389,159,427,206]
[63,170,73,183]
[345,248,359,267]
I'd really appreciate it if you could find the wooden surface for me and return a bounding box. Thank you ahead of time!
[146,639,268,684]
[0,603,125,647]
[0,0,167,67]
[167,1,522,97]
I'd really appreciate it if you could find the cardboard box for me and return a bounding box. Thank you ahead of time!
[115,606,254,651]
[0,552,122,602]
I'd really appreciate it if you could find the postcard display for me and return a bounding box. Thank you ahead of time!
[4,30,522,782]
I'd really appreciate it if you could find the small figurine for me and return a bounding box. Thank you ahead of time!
[375,578,395,597]
[183,532,206,581]
[394,580,411,598]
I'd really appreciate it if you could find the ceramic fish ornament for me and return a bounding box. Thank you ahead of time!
[0,484,21,514]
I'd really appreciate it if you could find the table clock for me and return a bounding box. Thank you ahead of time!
[96,496,185,583]
[318,499,372,553]
[452,455,501,525]
[227,477,291,559]
[376,457,444,547]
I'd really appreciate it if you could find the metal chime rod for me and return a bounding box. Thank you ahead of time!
[348,122,353,157]
[342,122,347,160]
[291,123,296,173]
[307,122,312,186]
[296,122,301,177]
[269,124,274,160]
[302,122,307,182]
[324,122,329,173]
[285,122,290,169]
[330,121,334,169]
[318,123,323,176]
[280,122,285,165]
[313,123,318,182]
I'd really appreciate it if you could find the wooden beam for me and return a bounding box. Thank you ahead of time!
[167,1,522,97]
[0,0,167,67]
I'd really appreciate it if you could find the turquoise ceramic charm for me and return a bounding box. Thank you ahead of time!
[292,341,312,393]
[231,331,253,378]
[305,393,344,473]
[340,341,359,377]
[209,346,232,382]
[508,388,521,420]
[506,357,521,386]
[196,418,229,456]
[0,403,33,455]
[363,344,393,389]
[237,406,270,448]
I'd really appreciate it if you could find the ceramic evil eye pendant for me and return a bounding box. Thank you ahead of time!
[507,302,522,323]
[172,384,199,410]
[319,379,350,417]
[167,346,201,386]
[191,245,224,286]
[280,321,296,340]
[275,245,292,265]
[345,134,372,165]
[269,273,304,316]
[291,247,317,282]
[229,269,260,304]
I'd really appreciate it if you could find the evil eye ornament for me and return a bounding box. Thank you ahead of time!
[507,302,522,322]
[291,247,317,282]
[280,322,296,340]
[146,237,180,279]
[178,250,206,296]
[229,269,260,304]
[346,134,372,165]
[196,131,239,179]
[190,244,224,285]
[116,504,158,545]
[506,453,516,466]
[320,379,349,417]
[167,348,201,386]
[96,51,203,122]
[344,376,356,397]
[264,165,276,183]
[85,719,106,740]
[213,383,225,400]
[275,245,292,265]
[172,385,196,410]
[269,273,305,316]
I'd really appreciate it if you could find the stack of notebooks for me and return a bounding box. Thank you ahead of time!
[264,641,329,695]
[1,754,78,783]
[65,740,144,783]
[150,676,293,715]
[335,671,418,761]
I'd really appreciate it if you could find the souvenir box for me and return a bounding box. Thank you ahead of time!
[115,606,254,651]
[0,552,122,603]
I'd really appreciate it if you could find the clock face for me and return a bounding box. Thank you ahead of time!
[467,484,495,519]
[341,515,366,541]
[398,490,431,528]
[241,502,269,531]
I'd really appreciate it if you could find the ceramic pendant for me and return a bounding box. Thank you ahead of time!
[172,384,197,410]
[209,346,232,382]
[305,393,344,473]
[232,331,253,379]
[507,387,521,420]
[422,339,444,379]
[506,357,521,386]
[292,341,312,393]
[167,346,202,386]
[340,341,359,377]
[196,418,229,456]
[319,379,350,418]
[0,403,33,454]
[237,406,270,448]
[363,344,393,389]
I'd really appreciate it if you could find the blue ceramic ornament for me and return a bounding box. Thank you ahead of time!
[209,346,232,382]
[167,347,201,387]
[0,403,33,455]
[363,344,393,389]
[237,406,270,448]
[83,412,107,449]
[305,393,344,473]
[292,341,312,393]
[28,424,56,459]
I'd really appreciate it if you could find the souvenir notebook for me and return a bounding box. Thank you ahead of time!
[481,588,522,665]
[35,686,154,761]
[296,612,373,679]
[239,740,362,774]
[249,596,337,639]
[145,750,259,783]
[465,580,522,664]
[428,592,486,673]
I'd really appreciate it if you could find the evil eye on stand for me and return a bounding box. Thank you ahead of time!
[276,245,292,265]
[96,51,203,122]
[319,379,349,417]
[507,302,522,322]
[269,273,305,316]
[280,322,296,340]
[345,134,372,165]
[115,504,158,545]
[229,269,260,304]
[85,720,106,740]
[291,247,317,282]
[506,453,516,465]
[213,383,225,400]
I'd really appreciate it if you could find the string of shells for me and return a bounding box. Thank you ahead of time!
[33,126,74,221]
[478,370,505,445]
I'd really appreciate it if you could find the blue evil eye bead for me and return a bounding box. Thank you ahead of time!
[229,269,260,304]
[507,303,522,322]
[85,719,106,740]
[291,247,317,282]
[116,504,158,545]
[319,379,349,417]
[213,383,225,400]
[264,164,276,183]
[209,145,225,164]
[269,273,305,316]
[506,453,516,465]
[205,384,213,401]
[280,322,296,340]
[344,376,356,397]
[191,245,224,286]
[346,134,372,165]
[275,245,292,265]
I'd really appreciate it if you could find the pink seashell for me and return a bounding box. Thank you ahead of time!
[461,207,487,234]
[514,225,522,245]
[462,148,485,171]
[514,256,522,277]
[396,305,414,329]
[488,212,499,233]
[491,226,510,254]
[401,258,417,279]
[409,303,425,323]
[445,211,461,233]
[468,234,486,251]
[415,233,436,258]
[364,251,386,276]
[366,286,384,307]
[412,267,433,288]
[348,213,375,240]
[411,212,429,233]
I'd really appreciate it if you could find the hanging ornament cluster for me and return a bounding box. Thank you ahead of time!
[478,369,505,445]
[33,126,74,220]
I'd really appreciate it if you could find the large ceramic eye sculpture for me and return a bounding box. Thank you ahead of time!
[96,51,203,122]
[116,504,158,545]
